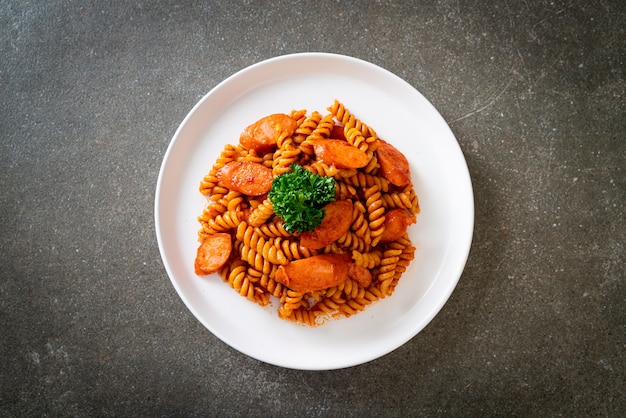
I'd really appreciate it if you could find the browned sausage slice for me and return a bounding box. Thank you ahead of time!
[275,254,350,292]
[239,113,297,155]
[311,139,369,169]
[376,140,411,187]
[300,200,353,249]
[217,161,273,196]
[379,208,416,243]
[194,233,232,275]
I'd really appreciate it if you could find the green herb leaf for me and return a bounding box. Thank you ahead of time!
[268,164,336,233]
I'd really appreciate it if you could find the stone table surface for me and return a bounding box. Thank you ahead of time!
[1,1,624,416]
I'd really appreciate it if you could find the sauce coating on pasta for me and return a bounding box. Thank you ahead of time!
[195,100,420,326]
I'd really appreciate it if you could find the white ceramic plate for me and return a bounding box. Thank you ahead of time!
[155,53,474,370]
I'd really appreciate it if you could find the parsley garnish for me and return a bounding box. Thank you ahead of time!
[268,164,336,233]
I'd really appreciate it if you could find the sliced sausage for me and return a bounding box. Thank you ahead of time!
[275,254,350,292]
[239,113,297,155]
[310,139,369,169]
[194,233,232,275]
[379,208,416,243]
[217,161,273,196]
[300,200,353,250]
[376,140,411,187]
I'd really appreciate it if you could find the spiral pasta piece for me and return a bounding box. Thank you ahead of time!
[312,294,345,315]
[381,190,416,211]
[362,151,379,174]
[328,99,378,147]
[352,249,383,269]
[260,151,275,169]
[272,138,300,176]
[303,161,339,177]
[341,171,390,192]
[218,259,255,301]
[213,190,245,212]
[306,112,335,140]
[238,148,265,164]
[391,235,415,280]
[247,198,274,227]
[350,201,372,248]
[278,289,305,319]
[289,109,307,127]
[209,184,233,202]
[277,239,316,260]
[405,186,421,215]
[254,219,291,239]
[376,247,403,296]
[340,278,365,300]
[345,126,368,153]
[364,185,386,247]
[236,222,289,266]
[237,239,269,273]
[284,307,318,326]
[299,112,335,156]
[336,230,369,252]
[304,161,357,179]
[199,144,239,195]
[293,111,322,144]
[198,209,244,239]
[335,180,358,200]
[258,270,284,298]
[207,210,244,233]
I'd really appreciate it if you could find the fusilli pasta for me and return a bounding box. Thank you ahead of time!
[194,100,418,326]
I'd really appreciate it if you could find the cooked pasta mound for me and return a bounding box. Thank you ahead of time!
[195,100,420,326]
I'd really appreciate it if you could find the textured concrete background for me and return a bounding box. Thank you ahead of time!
[1,1,624,416]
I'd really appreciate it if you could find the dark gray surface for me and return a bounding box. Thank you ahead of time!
[1,1,624,416]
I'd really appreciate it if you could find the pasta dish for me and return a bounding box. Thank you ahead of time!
[194,100,419,326]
